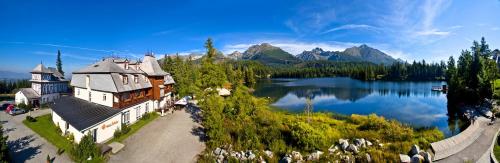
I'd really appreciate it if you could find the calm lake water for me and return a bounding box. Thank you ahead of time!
[253,77,464,137]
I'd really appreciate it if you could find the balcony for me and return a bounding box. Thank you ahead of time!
[113,94,152,109]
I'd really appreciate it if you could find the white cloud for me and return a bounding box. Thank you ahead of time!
[492,27,500,31]
[33,51,97,61]
[415,29,450,36]
[321,24,379,34]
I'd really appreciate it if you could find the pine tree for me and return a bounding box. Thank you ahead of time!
[56,50,64,76]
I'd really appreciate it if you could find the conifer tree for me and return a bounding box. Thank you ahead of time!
[56,50,64,76]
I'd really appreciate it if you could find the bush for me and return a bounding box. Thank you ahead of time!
[71,134,100,162]
[17,103,30,110]
[65,133,74,142]
[57,148,65,155]
[142,112,151,120]
[25,116,36,122]
[113,128,122,138]
[121,123,130,135]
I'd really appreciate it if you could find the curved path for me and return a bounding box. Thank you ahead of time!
[435,117,500,163]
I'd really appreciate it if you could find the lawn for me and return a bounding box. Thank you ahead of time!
[107,113,159,143]
[495,136,500,161]
[22,114,73,153]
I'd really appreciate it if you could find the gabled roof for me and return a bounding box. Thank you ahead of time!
[50,96,121,131]
[19,88,40,99]
[73,59,126,74]
[140,55,168,76]
[31,64,53,73]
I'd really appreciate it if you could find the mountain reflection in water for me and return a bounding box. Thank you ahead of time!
[253,77,464,137]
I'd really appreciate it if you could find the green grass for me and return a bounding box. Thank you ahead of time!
[494,136,500,161]
[107,113,159,143]
[23,114,73,153]
[493,79,500,99]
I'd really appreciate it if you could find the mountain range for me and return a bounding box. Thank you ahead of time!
[229,43,397,65]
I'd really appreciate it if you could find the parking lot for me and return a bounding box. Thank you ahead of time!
[0,102,72,163]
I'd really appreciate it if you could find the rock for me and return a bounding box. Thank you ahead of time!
[347,144,359,153]
[409,144,420,156]
[339,139,349,151]
[247,153,256,160]
[366,140,373,146]
[366,153,372,162]
[240,151,247,160]
[216,154,224,163]
[379,143,384,147]
[220,149,227,156]
[282,155,293,163]
[214,147,222,155]
[411,154,424,163]
[400,154,411,163]
[354,138,366,147]
[264,150,273,158]
[328,144,339,153]
[291,151,303,160]
[419,151,432,163]
[309,150,323,160]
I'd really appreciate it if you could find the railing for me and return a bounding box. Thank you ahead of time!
[113,95,152,109]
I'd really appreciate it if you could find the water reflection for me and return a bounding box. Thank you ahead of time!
[254,77,461,137]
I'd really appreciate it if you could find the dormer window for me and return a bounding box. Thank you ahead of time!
[123,75,128,84]
[144,75,148,82]
[134,75,139,83]
[125,62,129,70]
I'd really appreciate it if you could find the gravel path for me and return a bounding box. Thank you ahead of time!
[0,108,73,163]
[108,107,206,163]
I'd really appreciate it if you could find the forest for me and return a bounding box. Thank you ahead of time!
[0,79,30,94]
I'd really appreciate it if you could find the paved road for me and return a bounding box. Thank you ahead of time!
[437,118,500,163]
[1,109,73,163]
[109,107,206,163]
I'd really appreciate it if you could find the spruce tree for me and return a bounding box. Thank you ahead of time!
[56,50,64,76]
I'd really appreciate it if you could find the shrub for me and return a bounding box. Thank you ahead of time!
[71,134,100,162]
[142,112,151,120]
[25,116,36,122]
[65,133,74,142]
[113,128,122,138]
[121,123,130,135]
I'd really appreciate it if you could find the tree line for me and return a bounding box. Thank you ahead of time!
[0,79,30,94]
[446,37,499,105]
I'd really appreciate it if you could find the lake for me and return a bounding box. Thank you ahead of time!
[253,77,465,137]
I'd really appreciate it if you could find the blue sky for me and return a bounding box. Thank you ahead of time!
[1,0,500,74]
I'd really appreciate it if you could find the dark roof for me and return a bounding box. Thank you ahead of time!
[50,96,121,131]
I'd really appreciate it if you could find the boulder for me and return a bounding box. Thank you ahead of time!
[378,143,384,147]
[214,147,222,155]
[281,155,293,163]
[366,140,373,146]
[409,144,420,156]
[216,154,224,163]
[411,154,424,163]
[328,145,339,153]
[291,151,303,160]
[354,138,366,147]
[246,150,255,160]
[347,144,359,154]
[400,154,411,163]
[309,150,323,160]
[339,139,350,151]
[366,153,372,162]
[264,150,273,158]
[419,151,432,163]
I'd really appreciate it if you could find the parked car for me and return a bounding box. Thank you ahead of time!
[6,105,26,115]
[0,103,11,110]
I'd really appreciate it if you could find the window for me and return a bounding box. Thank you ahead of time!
[144,75,148,82]
[77,88,80,95]
[136,90,141,97]
[122,111,130,125]
[89,91,92,101]
[103,93,106,101]
[125,62,129,70]
[134,75,138,83]
[145,103,149,113]
[122,92,130,101]
[136,106,142,119]
[123,75,128,84]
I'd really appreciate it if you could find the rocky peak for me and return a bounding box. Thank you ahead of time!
[228,51,243,60]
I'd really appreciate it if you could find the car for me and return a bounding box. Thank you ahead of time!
[0,103,11,110]
[6,106,26,116]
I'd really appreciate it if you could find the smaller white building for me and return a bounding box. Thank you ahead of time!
[15,64,69,107]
